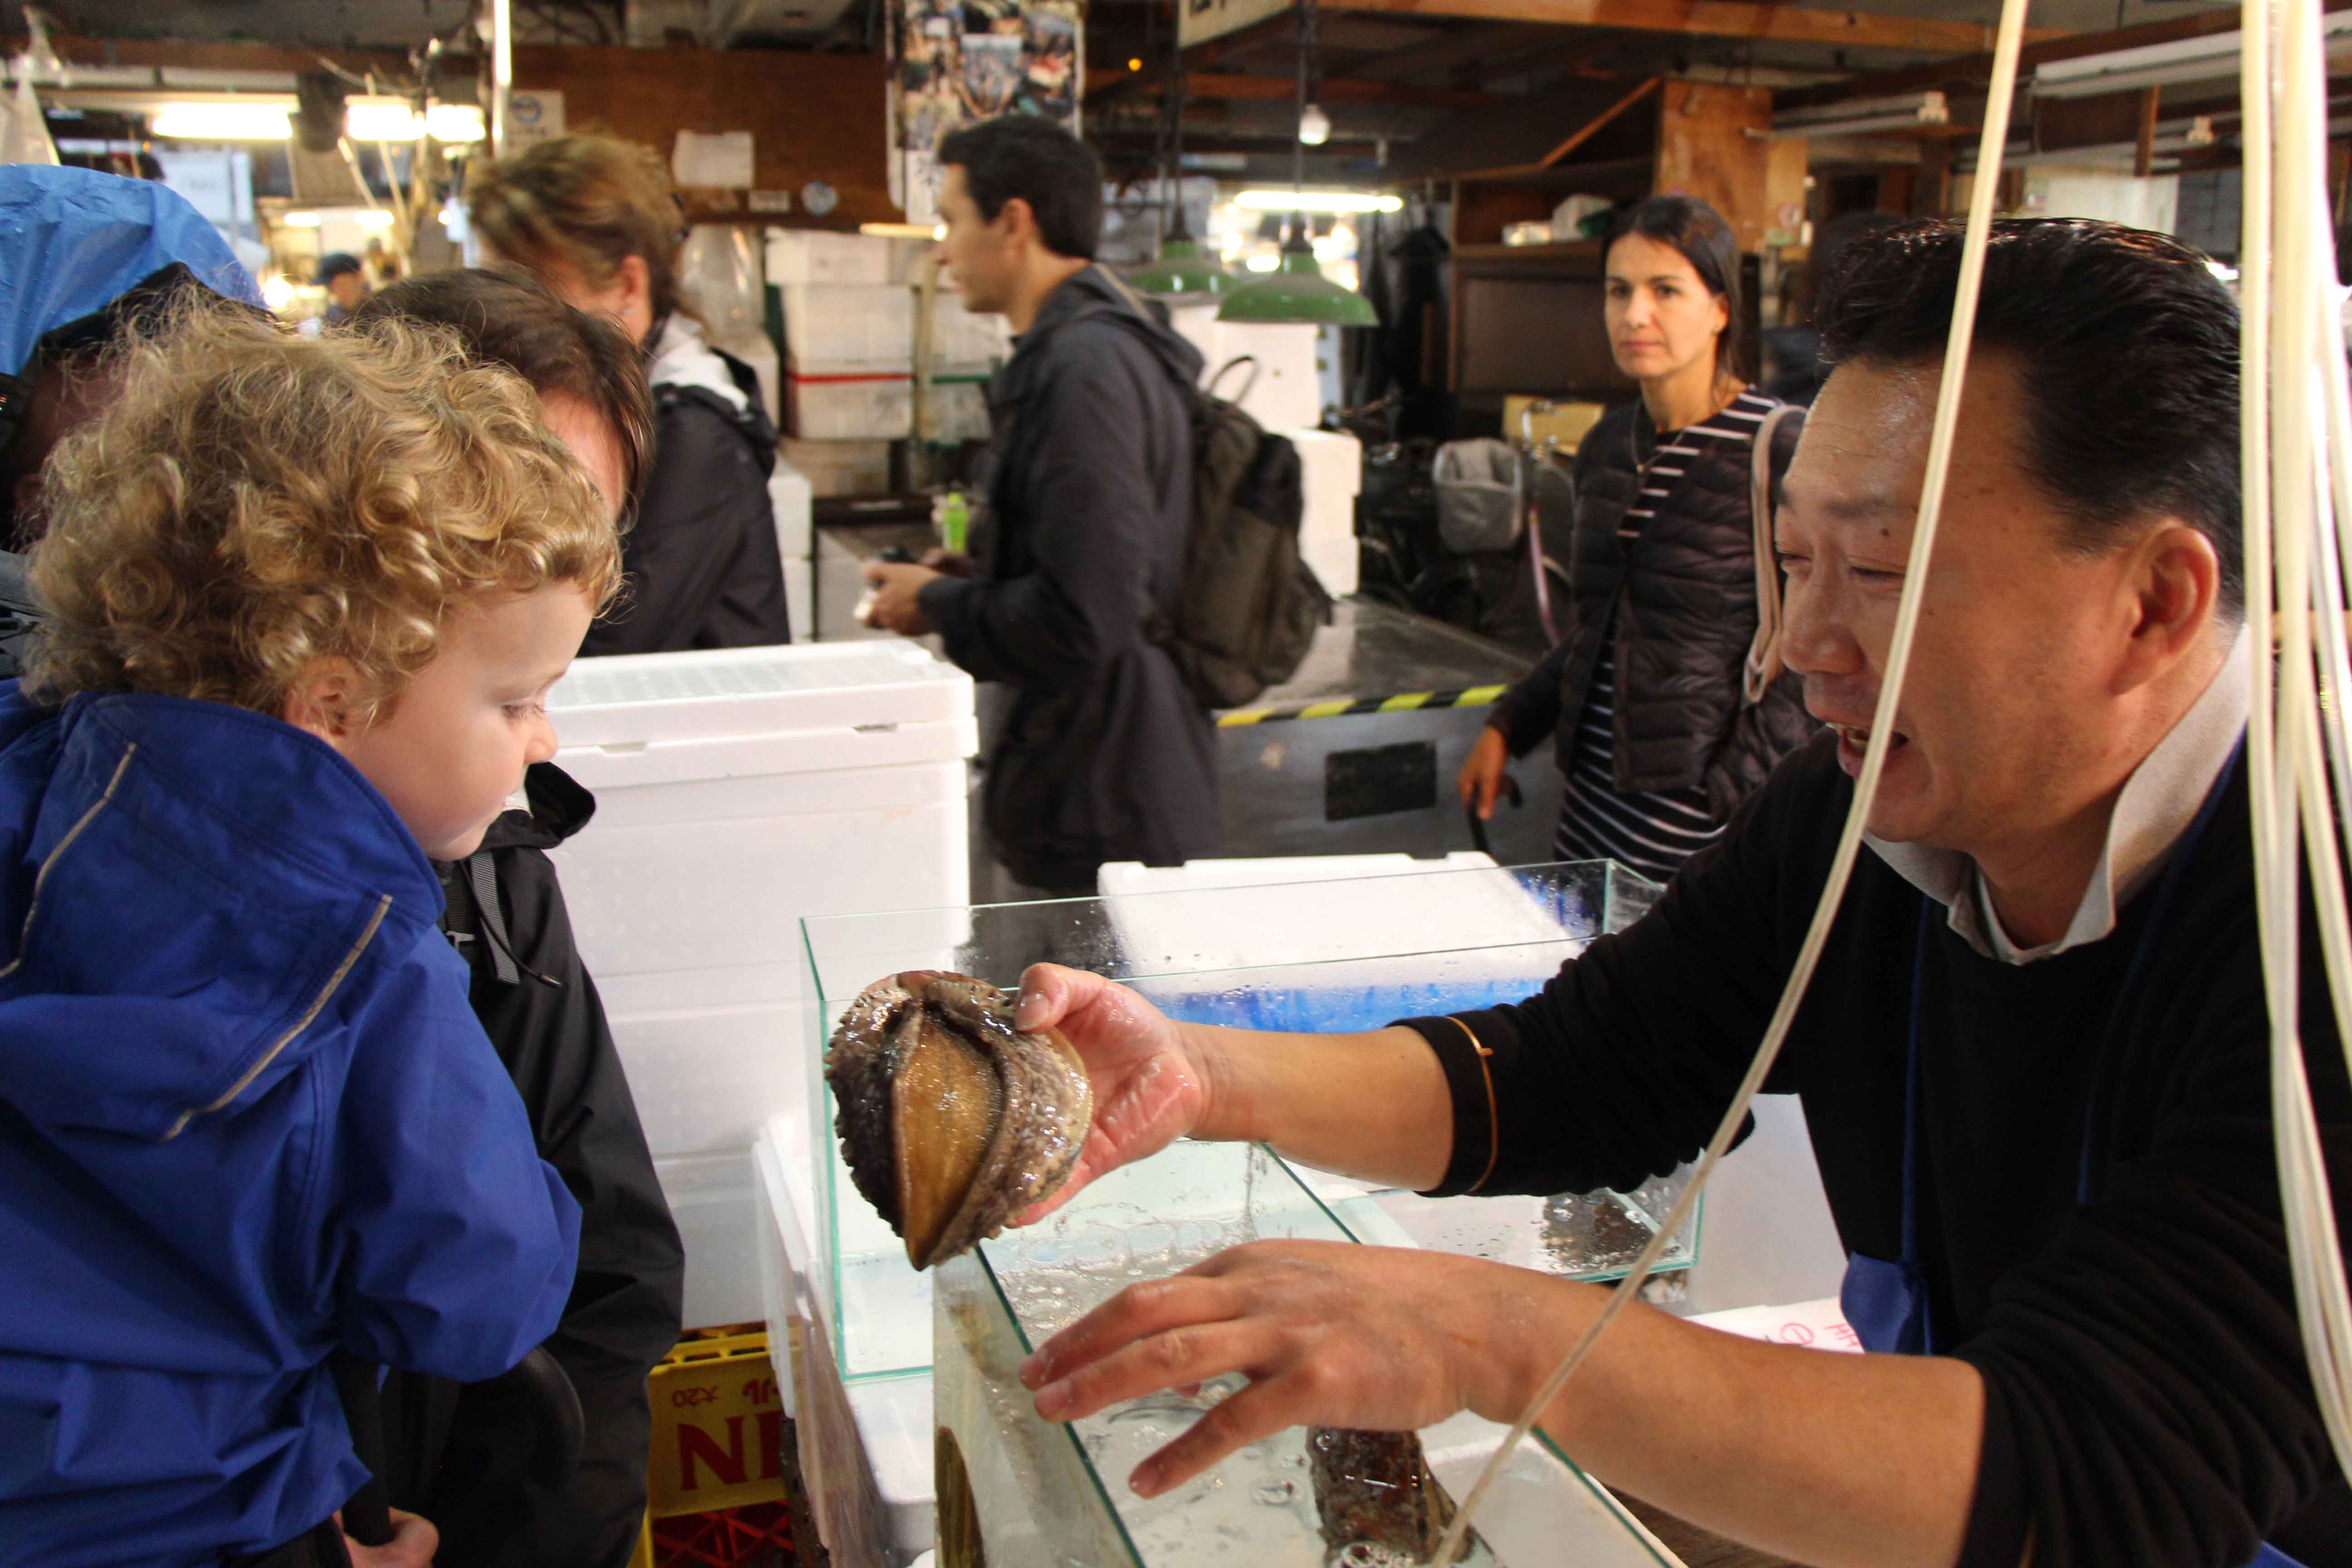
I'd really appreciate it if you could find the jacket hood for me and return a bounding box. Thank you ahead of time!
[648,314,749,412]
[999,264,1205,402]
[0,686,446,1140]
[0,164,262,382]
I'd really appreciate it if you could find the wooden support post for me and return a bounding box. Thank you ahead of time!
[2135,85,2160,178]
[1654,81,1773,252]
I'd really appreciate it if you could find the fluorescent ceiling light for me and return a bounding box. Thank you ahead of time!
[353,209,397,230]
[1774,91,1948,131]
[2034,13,2352,98]
[425,103,485,143]
[282,210,322,227]
[1234,189,1402,214]
[859,221,948,239]
[1245,254,1281,272]
[346,102,424,139]
[151,102,291,139]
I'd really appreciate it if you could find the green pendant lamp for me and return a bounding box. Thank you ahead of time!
[1131,207,1233,297]
[1217,226,1378,324]
[1130,59,1231,297]
[1215,0,1377,328]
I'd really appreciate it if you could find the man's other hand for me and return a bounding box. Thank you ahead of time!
[860,561,941,635]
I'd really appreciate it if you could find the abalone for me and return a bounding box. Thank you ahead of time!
[1308,1426,1486,1565]
[826,970,1094,1270]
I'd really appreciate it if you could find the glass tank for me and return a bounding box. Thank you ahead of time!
[802,859,1692,1384]
[932,1140,1681,1567]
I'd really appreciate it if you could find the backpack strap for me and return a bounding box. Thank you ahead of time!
[1743,403,1801,706]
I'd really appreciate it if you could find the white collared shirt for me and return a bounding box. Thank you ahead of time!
[1866,628,2251,965]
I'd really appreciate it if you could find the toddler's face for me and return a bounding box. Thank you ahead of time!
[334,585,596,861]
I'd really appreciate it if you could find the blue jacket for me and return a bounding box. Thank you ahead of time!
[0,686,581,1567]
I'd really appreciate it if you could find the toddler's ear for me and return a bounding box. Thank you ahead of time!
[280,658,367,750]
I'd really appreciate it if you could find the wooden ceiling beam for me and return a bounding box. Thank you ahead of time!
[1087,68,1509,108]
[1314,0,2063,55]
[1779,0,2352,109]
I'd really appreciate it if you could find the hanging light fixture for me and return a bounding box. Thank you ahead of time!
[1130,49,1234,296]
[1217,0,1378,326]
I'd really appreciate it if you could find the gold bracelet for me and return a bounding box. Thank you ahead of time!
[1446,1015,1500,1196]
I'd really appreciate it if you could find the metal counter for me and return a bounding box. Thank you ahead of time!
[1215,597,1563,864]
[815,519,1564,867]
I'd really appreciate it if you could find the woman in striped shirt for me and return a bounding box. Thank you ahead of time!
[1460,196,1819,883]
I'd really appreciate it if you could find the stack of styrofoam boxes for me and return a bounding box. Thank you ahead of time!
[918,258,1009,446]
[1169,304,1357,596]
[767,229,909,494]
[1289,430,1363,597]
[768,459,813,642]
[544,642,978,1328]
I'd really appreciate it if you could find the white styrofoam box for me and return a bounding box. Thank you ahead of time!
[764,227,892,285]
[661,1149,764,1328]
[889,235,940,283]
[1289,427,1362,598]
[769,459,813,560]
[602,963,812,1160]
[787,366,913,441]
[781,436,892,498]
[779,283,912,368]
[549,640,971,746]
[1167,305,1323,432]
[924,377,991,444]
[1210,320,1323,431]
[784,557,813,643]
[1096,851,1583,977]
[928,292,1009,366]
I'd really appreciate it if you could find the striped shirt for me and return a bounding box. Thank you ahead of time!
[1553,391,1777,883]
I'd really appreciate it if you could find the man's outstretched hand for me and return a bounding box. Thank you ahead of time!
[1010,965,1217,1225]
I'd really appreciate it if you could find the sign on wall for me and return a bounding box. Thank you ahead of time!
[892,0,1083,223]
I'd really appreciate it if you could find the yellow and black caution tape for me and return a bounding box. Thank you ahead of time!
[1218,684,1510,727]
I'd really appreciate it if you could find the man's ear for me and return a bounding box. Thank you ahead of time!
[280,657,369,750]
[996,195,1036,246]
[2117,521,2222,692]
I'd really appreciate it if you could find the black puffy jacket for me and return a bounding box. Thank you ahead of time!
[1491,395,1818,823]
[383,763,685,1568]
[582,352,792,656]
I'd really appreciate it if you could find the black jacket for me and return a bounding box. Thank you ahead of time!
[1490,397,1817,823]
[918,267,1219,889]
[385,763,685,1568]
[1405,734,2352,1568]
[583,354,792,656]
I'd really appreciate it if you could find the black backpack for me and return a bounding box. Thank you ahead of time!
[1047,296,1333,710]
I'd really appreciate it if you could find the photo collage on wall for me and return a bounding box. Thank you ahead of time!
[892,0,1083,223]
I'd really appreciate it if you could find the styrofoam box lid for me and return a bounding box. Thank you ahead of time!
[548,642,973,747]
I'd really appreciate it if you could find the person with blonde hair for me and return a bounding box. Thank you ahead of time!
[468,132,792,653]
[0,299,615,1568]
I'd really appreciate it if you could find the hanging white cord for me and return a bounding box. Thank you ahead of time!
[2254,0,2352,1478]
[1426,4,2036,1559]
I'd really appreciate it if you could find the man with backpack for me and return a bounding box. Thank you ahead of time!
[862,114,1223,897]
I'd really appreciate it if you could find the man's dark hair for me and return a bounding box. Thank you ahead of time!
[1817,218,2243,616]
[936,115,1102,260]
[353,268,655,514]
[1610,195,1744,378]
[314,252,364,286]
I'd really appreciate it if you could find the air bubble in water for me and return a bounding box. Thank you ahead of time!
[1252,1477,1298,1506]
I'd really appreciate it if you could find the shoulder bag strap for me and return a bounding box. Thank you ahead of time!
[1744,404,1799,706]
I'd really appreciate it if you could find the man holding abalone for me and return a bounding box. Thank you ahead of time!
[830,219,2352,1568]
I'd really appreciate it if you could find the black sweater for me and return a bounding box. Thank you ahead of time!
[1405,732,2352,1567]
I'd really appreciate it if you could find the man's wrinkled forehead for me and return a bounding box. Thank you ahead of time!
[1778,356,2006,540]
